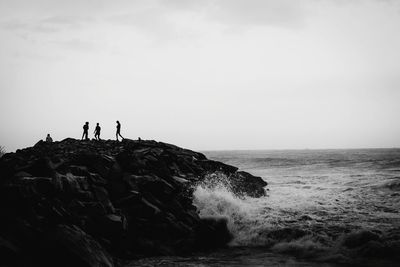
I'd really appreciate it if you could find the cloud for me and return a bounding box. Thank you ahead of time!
[105,0,307,41]
[0,19,27,30]
[107,6,202,41]
[51,38,96,52]
[108,7,174,36]
[158,0,306,28]
[40,15,93,27]
[1,0,307,42]
[212,0,305,28]
[1,14,93,35]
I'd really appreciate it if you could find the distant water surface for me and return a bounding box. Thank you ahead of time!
[128,149,400,266]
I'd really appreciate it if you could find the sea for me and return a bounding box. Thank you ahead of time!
[128,149,400,266]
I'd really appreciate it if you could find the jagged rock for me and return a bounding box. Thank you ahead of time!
[37,224,114,267]
[0,138,268,264]
[125,174,175,201]
[230,171,268,197]
[69,200,107,217]
[92,214,127,241]
[198,159,239,174]
[114,190,141,208]
[25,157,57,178]
[16,176,56,198]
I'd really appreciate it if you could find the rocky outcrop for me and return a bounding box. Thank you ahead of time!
[0,138,267,266]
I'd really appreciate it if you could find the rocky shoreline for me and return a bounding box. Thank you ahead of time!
[0,138,267,267]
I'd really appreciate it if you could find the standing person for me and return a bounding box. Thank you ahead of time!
[82,122,89,140]
[116,120,124,141]
[94,123,101,140]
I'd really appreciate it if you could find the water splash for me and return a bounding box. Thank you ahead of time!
[192,173,269,246]
[191,172,400,264]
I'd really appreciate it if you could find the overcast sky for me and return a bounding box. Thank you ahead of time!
[1,0,400,151]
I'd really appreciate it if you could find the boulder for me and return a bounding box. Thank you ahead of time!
[197,159,238,174]
[230,171,267,197]
[195,217,233,249]
[37,224,114,267]
[124,174,175,201]
[0,138,268,264]
[25,157,57,178]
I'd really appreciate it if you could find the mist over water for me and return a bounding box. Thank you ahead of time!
[129,149,400,266]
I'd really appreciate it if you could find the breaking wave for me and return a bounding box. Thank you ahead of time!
[192,173,265,246]
[192,172,400,265]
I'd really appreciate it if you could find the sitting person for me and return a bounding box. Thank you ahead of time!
[46,134,53,143]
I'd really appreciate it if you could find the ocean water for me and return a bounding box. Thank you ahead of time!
[128,149,400,266]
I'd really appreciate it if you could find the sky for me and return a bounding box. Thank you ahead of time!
[0,0,400,151]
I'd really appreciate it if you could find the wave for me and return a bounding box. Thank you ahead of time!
[192,173,266,246]
[192,174,400,264]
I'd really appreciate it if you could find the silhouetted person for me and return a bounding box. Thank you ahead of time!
[82,122,89,140]
[46,134,53,143]
[116,120,124,141]
[94,123,101,140]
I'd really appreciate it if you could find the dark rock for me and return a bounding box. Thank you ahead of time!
[69,165,90,177]
[114,191,141,208]
[69,200,107,217]
[37,224,114,267]
[25,157,57,178]
[230,171,267,197]
[72,153,114,179]
[14,171,32,178]
[197,159,239,174]
[124,174,175,201]
[0,236,19,266]
[0,138,268,264]
[92,214,127,240]
[139,197,162,217]
[195,217,233,248]
[92,186,115,213]
[34,140,45,147]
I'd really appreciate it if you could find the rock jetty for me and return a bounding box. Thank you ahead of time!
[0,138,267,267]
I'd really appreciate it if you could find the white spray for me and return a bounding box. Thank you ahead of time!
[192,173,270,246]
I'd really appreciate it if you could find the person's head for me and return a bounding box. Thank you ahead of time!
[97,123,99,126]
[86,122,88,125]
[47,134,50,137]
[117,120,119,124]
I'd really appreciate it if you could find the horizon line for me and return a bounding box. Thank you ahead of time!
[199,146,400,152]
